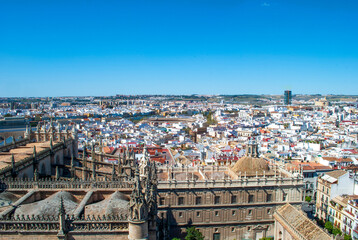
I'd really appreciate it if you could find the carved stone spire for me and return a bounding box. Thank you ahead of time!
[91,144,96,180]
[33,146,38,169]
[82,146,87,167]
[129,168,148,222]
[25,124,30,139]
[70,154,75,178]
[34,168,39,181]
[11,154,16,177]
[92,159,96,180]
[56,166,60,180]
[58,196,67,237]
[111,163,116,180]
[50,137,54,151]
[123,148,127,165]
[91,144,95,162]
[59,196,66,215]
[82,146,87,180]
[33,146,37,158]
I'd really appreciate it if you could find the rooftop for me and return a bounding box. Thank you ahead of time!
[275,203,331,240]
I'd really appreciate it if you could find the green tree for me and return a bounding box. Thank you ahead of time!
[324,221,333,233]
[332,227,342,236]
[172,238,181,240]
[344,234,353,240]
[305,196,312,202]
[185,227,204,240]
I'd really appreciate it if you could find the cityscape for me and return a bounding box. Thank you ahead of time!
[1,93,358,240]
[1,1,358,240]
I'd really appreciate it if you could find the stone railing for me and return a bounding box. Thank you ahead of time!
[0,178,134,191]
[0,214,129,233]
[158,176,304,190]
[0,138,31,153]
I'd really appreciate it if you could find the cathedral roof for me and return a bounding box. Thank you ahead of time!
[14,191,78,217]
[85,191,129,217]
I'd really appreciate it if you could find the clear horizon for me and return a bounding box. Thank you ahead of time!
[1,0,358,97]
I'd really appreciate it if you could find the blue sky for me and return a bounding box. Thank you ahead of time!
[1,0,358,97]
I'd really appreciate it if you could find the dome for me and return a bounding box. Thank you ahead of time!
[231,156,269,175]
[231,140,269,176]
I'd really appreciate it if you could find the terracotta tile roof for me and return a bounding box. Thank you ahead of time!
[275,204,331,240]
[326,170,347,179]
[322,157,339,162]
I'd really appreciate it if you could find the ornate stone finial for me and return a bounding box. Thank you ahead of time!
[50,118,54,131]
[71,154,75,167]
[92,160,96,180]
[123,149,127,165]
[56,166,60,180]
[59,196,66,216]
[25,124,30,138]
[111,163,116,180]
[91,144,95,161]
[33,146,37,158]
[70,154,75,178]
[82,145,87,161]
[129,168,148,222]
[50,137,54,150]
[34,168,39,181]
[11,154,16,176]
[58,196,67,236]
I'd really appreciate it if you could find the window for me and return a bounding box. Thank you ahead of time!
[179,212,183,217]
[248,210,252,215]
[267,194,272,202]
[215,196,221,204]
[196,196,202,205]
[231,195,237,204]
[267,208,271,214]
[283,193,287,201]
[232,210,236,216]
[178,197,184,205]
[159,197,165,205]
[213,233,220,240]
[215,211,219,216]
[196,211,200,217]
[248,194,254,203]
[231,227,235,232]
[248,227,251,231]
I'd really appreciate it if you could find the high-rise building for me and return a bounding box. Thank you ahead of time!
[284,90,292,105]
